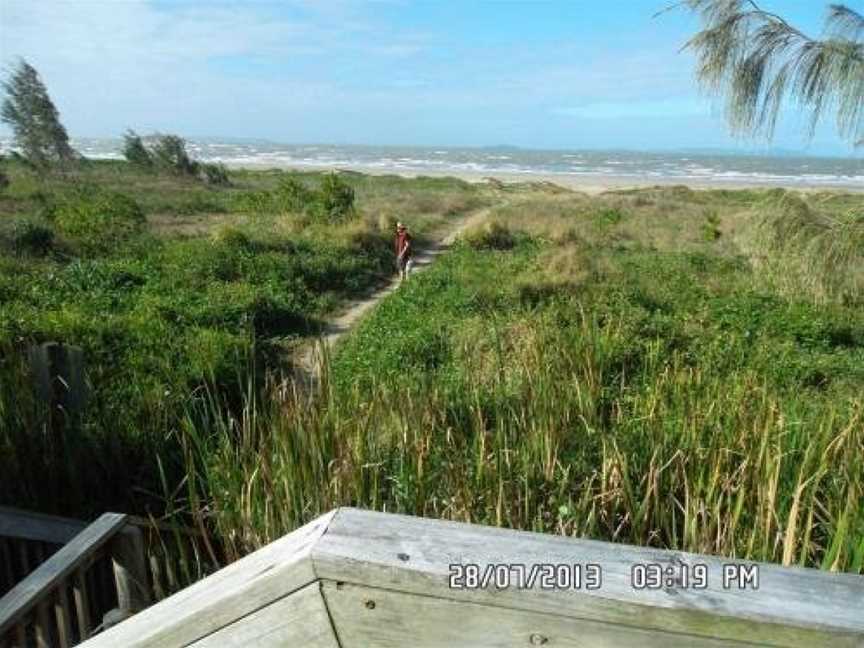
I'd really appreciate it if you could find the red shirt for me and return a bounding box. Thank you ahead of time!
[395,231,412,258]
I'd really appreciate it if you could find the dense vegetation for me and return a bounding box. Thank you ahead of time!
[2,154,862,573]
[0,159,488,516]
[177,185,864,572]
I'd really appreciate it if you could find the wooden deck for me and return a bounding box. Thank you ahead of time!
[79,508,864,647]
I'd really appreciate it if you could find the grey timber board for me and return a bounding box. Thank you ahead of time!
[310,508,864,647]
[0,508,87,545]
[190,582,339,647]
[77,511,336,648]
[81,508,864,647]
[321,580,765,648]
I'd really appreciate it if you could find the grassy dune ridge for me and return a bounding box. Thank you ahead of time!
[179,185,864,571]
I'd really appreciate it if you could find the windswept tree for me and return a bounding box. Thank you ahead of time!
[1,59,77,167]
[149,133,199,176]
[674,1,864,146]
[122,130,229,184]
[122,129,153,168]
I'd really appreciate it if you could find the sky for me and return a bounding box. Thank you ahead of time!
[0,0,860,155]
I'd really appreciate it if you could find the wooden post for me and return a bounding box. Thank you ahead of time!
[54,583,72,648]
[27,342,88,425]
[73,568,92,641]
[34,601,52,648]
[110,526,150,614]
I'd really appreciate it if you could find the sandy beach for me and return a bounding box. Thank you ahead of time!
[227,162,864,195]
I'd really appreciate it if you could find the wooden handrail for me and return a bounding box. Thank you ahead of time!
[0,507,216,647]
[0,513,127,637]
[0,507,88,545]
[80,508,864,648]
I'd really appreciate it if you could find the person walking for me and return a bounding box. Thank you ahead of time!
[394,221,413,282]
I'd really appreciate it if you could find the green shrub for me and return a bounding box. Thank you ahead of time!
[200,162,230,186]
[231,173,363,221]
[702,211,722,241]
[51,187,146,250]
[462,220,516,250]
[211,226,251,249]
[233,178,318,216]
[316,173,355,222]
[597,207,625,226]
[232,190,272,214]
[274,178,314,213]
[11,219,54,255]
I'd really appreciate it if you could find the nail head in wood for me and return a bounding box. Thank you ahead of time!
[530,633,549,645]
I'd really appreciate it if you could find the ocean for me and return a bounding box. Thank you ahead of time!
[4,137,863,190]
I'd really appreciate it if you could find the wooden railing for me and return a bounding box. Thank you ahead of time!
[0,513,134,647]
[79,508,864,648]
[0,509,218,648]
[124,516,218,604]
[0,508,88,599]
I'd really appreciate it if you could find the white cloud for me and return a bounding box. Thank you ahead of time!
[0,0,428,137]
[552,97,713,120]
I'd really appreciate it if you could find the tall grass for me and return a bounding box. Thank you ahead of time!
[178,312,863,570]
[177,235,864,572]
[738,194,864,305]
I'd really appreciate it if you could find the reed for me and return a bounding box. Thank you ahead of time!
[177,233,864,572]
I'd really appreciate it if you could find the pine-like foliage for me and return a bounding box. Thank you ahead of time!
[0,60,77,167]
[122,129,153,168]
[675,1,864,146]
[148,134,199,176]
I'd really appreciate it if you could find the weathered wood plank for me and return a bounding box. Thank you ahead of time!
[322,580,757,648]
[148,553,165,601]
[78,511,337,648]
[163,551,177,594]
[73,568,92,641]
[111,526,150,613]
[27,342,87,420]
[310,508,864,648]
[34,600,51,648]
[75,508,864,648]
[0,513,127,636]
[190,582,339,648]
[0,507,87,548]
[54,583,72,648]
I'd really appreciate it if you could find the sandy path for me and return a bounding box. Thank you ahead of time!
[293,205,493,385]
